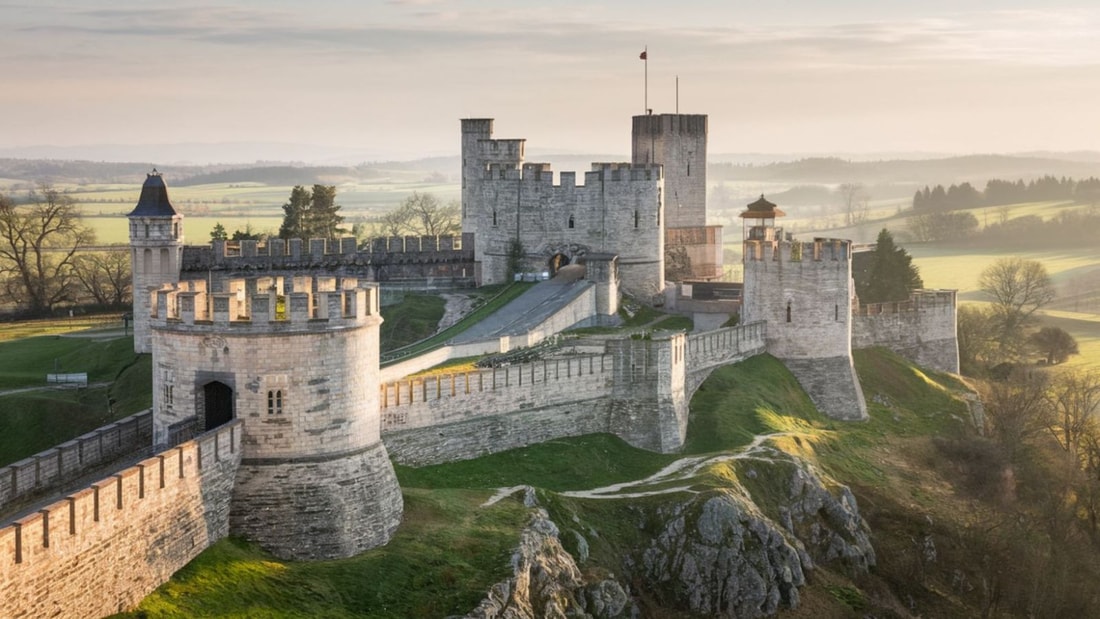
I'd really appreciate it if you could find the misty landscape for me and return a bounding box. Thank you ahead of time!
[2,1,1100,618]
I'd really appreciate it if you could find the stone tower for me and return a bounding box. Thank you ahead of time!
[631,114,707,228]
[149,278,403,560]
[462,118,525,285]
[128,170,183,354]
[632,114,722,280]
[740,196,868,421]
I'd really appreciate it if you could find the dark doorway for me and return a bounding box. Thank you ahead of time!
[549,253,570,276]
[203,381,234,431]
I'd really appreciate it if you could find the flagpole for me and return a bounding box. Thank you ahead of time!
[644,46,648,114]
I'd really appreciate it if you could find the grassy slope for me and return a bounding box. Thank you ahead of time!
[119,490,527,619]
[0,334,151,466]
[378,294,446,352]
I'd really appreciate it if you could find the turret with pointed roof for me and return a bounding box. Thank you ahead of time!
[128,169,184,353]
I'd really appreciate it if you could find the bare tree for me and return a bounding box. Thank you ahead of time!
[401,192,460,236]
[0,185,95,313]
[1044,371,1100,461]
[837,182,869,226]
[979,257,1057,355]
[72,251,132,307]
[982,369,1050,464]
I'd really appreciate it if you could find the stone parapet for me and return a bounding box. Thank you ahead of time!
[0,422,241,619]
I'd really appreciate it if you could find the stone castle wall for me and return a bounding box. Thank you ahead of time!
[0,422,241,619]
[852,290,959,374]
[381,334,693,465]
[469,162,665,296]
[381,327,773,466]
[0,412,153,520]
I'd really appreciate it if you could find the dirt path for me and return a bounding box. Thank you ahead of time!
[436,293,477,333]
[481,432,801,506]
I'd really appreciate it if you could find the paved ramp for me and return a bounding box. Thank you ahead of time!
[452,265,590,343]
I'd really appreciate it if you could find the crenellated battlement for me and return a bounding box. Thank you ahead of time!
[743,238,851,263]
[181,233,473,272]
[482,162,663,187]
[854,289,957,316]
[149,276,381,330]
[476,137,526,161]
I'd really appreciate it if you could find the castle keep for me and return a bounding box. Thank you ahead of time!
[0,111,958,619]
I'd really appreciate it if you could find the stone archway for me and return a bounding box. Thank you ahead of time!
[548,253,571,277]
[203,381,234,431]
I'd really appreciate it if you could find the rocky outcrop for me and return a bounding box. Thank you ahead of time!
[634,458,875,617]
[460,506,631,619]
[464,454,874,619]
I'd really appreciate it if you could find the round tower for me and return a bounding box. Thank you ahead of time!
[149,278,403,560]
[740,196,867,421]
[128,170,183,354]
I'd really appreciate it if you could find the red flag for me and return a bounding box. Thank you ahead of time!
[639,50,647,60]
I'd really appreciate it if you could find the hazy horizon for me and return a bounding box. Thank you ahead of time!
[4,1,1100,164]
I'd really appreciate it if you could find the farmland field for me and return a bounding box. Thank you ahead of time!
[22,178,463,244]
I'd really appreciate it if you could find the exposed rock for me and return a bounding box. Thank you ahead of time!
[467,455,873,619]
[638,493,806,618]
[462,509,632,619]
[632,456,875,617]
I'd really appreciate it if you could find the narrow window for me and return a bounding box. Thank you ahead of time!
[835,304,839,321]
[786,302,792,323]
[492,210,498,227]
[634,210,639,228]
[686,162,691,176]
[144,224,149,238]
[268,390,283,415]
[568,215,575,229]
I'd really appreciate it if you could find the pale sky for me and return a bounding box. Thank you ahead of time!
[3,0,1099,161]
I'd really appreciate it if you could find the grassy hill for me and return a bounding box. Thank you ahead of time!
[0,320,151,466]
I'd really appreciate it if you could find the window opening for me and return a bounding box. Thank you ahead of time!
[786,301,792,323]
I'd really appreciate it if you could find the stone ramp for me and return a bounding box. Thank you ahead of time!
[452,265,590,343]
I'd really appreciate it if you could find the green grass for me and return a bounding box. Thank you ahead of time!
[117,489,527,619]
[0,313,127,343]
[381,283,535,364]
[684,354,822,454]
[0,334,139,390]
[379,294,446,352]
[396,434,676,492]
[0,333,151,466]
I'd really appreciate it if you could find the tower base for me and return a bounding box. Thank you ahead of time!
[229,441,403,560]
[781,357,868,421]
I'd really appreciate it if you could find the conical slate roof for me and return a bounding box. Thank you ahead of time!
[128,169,178,218]
[739,194,785,219]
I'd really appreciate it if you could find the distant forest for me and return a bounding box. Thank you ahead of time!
[914,176,1100,211]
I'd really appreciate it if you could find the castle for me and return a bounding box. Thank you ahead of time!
[0,113,958,618]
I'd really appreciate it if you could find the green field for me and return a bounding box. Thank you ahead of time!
[0,322,150,466]
[14,178,463,245]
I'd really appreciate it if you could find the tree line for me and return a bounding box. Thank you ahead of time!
[914,175,1100,211]
[0,185,130,316]
[212,188,460,245]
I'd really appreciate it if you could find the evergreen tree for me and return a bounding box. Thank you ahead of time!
[278,185,312,239]
[856,228,923,304]
[210,222,228,241]
[307,184,343,239]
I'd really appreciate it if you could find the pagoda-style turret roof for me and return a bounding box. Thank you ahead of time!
[739,194,785,219]
[128,169,178,218]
